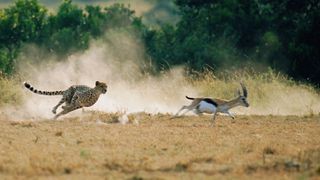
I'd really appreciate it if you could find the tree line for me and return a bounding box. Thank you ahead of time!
[0,0,319,85]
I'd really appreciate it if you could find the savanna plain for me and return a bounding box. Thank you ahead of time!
[1,0,320,179]
[0,112,319,180]
[1,49,320,179]
[1,63,320,179]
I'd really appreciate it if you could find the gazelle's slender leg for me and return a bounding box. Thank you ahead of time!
[172,105,196,119]
[210,112,218,127]
[226,111,235,119]
[224,111,236,123]
[174,105,187,117]
[179,106,193,116]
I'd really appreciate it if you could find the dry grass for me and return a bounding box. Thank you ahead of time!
[0,76,23,107]
[0,112,319,179]
[192,68,316,103]
[190,68,320,115]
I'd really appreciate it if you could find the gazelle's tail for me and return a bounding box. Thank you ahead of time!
[185,96,195,100]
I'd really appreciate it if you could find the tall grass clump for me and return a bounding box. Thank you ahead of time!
[190,68,320,115]
[0,75,23,107]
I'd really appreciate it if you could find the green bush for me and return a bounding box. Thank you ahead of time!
[0,0,319,85]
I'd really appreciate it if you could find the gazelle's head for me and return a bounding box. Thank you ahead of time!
[236,83,249,107]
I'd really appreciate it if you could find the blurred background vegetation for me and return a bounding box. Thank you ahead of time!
[0,0,319,86]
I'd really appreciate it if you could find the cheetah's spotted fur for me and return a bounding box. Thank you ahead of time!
[24,81,107,119]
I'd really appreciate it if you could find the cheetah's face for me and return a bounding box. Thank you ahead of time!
[95,81,107,94]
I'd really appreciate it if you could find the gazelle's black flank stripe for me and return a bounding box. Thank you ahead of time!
[202,98,218,107]
[23,82,64,96]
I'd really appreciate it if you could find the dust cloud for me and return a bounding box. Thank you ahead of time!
[10,30,197,119]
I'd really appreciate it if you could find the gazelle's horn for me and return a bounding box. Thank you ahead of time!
[236,89,241,96]
[240,82,248,97]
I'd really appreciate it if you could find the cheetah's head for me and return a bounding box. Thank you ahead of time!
[95,81,107,94]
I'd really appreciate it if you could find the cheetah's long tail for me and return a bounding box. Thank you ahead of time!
[24,82,64,95]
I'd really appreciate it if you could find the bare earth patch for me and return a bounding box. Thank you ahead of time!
[0,112,319,179]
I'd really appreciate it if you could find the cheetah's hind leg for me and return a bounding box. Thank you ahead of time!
[52,98,66,114]
[60,94,80,110]
[53,105,81,120]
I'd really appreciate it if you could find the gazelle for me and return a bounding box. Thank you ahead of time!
[173,83,249,125]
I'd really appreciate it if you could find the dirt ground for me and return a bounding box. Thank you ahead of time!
[0,112,319,180]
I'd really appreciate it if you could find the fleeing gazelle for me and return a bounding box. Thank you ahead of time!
[174,83,249,125]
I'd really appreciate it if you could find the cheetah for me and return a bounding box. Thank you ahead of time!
[24,81,108,119]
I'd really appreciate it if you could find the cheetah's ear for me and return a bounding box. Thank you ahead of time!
[95,81,100,86]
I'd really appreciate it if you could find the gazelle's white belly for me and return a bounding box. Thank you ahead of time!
[198,101,217,114]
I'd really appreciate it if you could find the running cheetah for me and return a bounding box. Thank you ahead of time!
[24,81,108,119]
